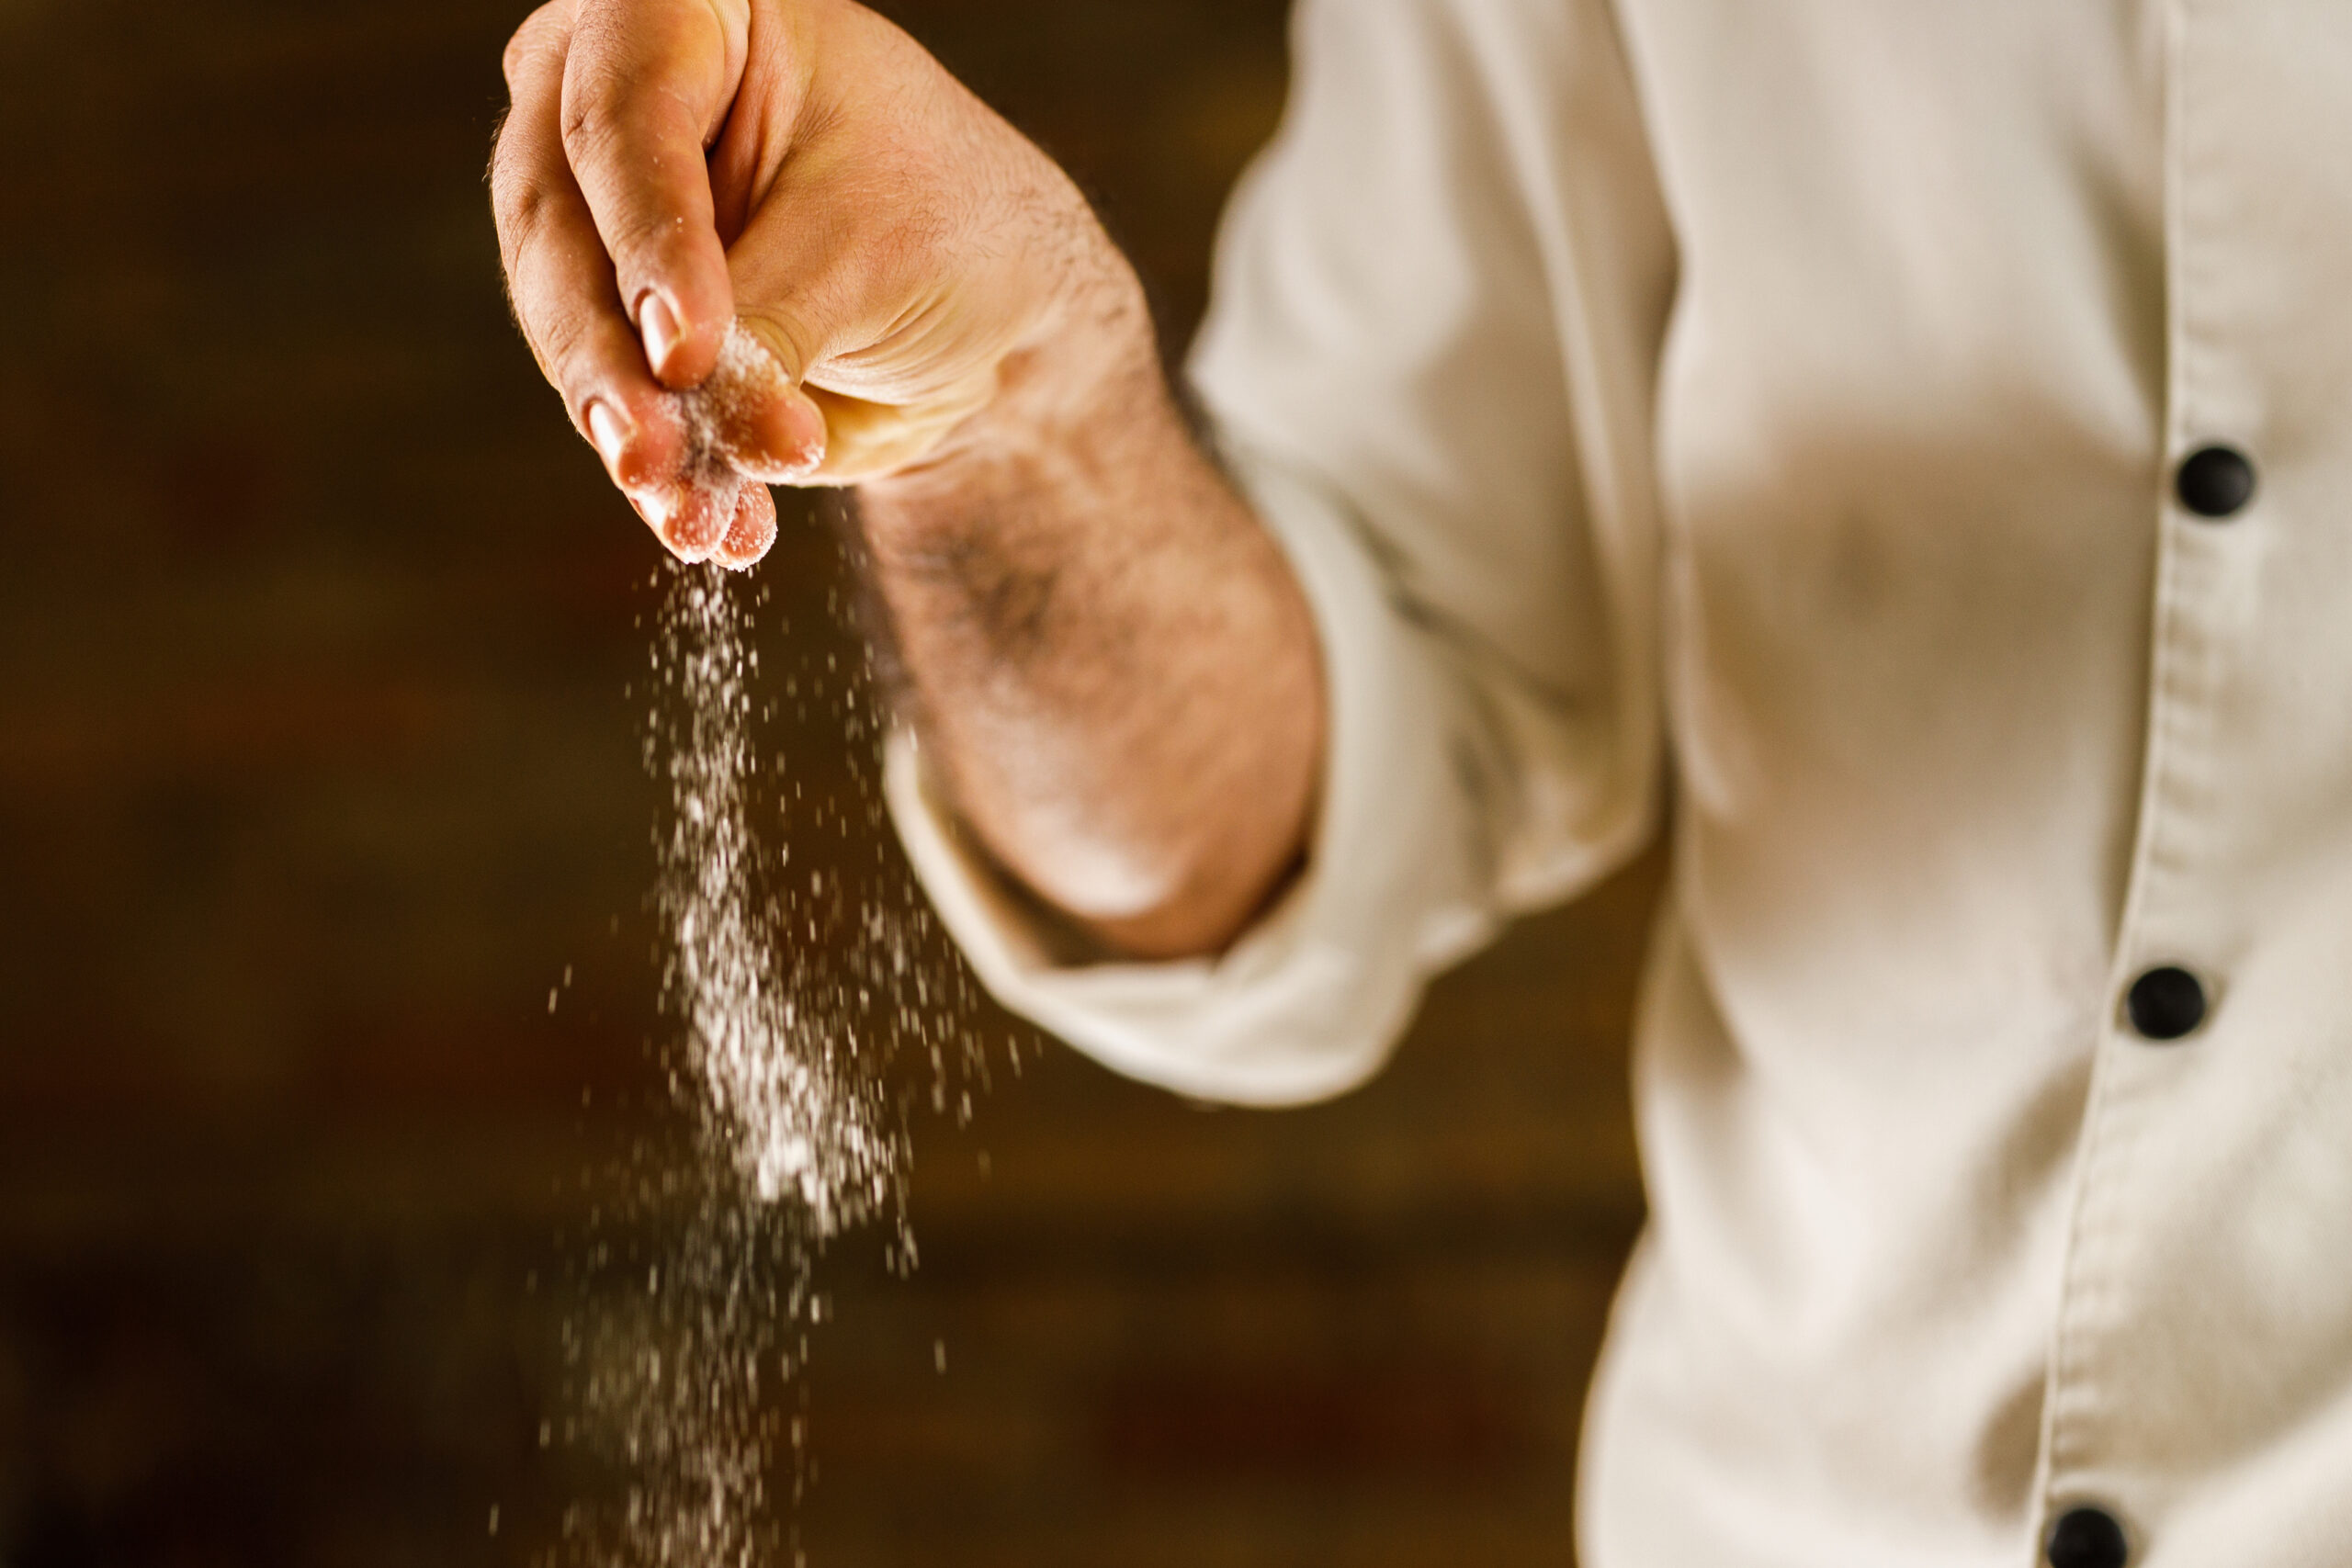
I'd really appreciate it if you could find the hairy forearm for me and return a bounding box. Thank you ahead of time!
[857,257,1325,961]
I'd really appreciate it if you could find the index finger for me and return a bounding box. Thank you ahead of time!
[494,5,723,561]
[561,0,752,389]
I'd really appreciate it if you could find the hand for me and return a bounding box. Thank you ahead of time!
[492,0,1126,569]
[497,0,1319,956]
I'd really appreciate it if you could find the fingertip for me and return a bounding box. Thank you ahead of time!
[625,483,694,562]
[713,483,779,571]
[582,384,688,491]
[726,381,830,484]
[652,474,740,561]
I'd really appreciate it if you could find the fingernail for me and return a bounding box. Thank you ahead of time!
[627,483,678,530]
[585,400,630,468]
[639,292,681,377]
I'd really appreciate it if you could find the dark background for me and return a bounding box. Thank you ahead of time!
[0,1,1658,1562]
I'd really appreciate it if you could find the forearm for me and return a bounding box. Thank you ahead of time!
[858,254,1324,961]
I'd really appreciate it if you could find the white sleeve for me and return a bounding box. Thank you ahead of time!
[886,0,1677,1106]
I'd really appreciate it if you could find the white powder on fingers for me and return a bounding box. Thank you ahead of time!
[646,321,808,562]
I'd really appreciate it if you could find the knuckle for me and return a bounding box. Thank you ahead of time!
[501,3,569,92]
[558,59,634,164]
[489,164,552,259]
[533,303,603,401]
[606,207,694,281]
[492,198,585,379]
[560,62,701,180]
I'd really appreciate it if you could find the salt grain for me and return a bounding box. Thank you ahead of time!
[548,441,992,1564]
[654,567,895,1230]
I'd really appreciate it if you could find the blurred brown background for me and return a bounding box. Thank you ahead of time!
[0,1,1657,1563]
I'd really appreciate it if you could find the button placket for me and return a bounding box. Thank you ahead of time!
[2036,5,2253,1553]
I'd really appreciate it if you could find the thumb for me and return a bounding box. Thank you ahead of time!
[729,281,1003,487]
[692,317,831,484]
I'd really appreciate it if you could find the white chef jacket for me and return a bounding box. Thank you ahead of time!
[883,1,2352,1562]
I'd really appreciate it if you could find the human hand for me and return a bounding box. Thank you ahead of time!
[492,0,1125,569]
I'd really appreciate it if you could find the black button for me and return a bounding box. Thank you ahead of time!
[2126,965,2208,1042]
[2176,445,2256,519]
[2047,1505,2129,1568]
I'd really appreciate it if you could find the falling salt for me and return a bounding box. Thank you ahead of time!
[654,561,892,1224]
[543,333,1002,1564]
[542,559,922,1568]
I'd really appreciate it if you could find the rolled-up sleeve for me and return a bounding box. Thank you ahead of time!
[886,0,1678,1104]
